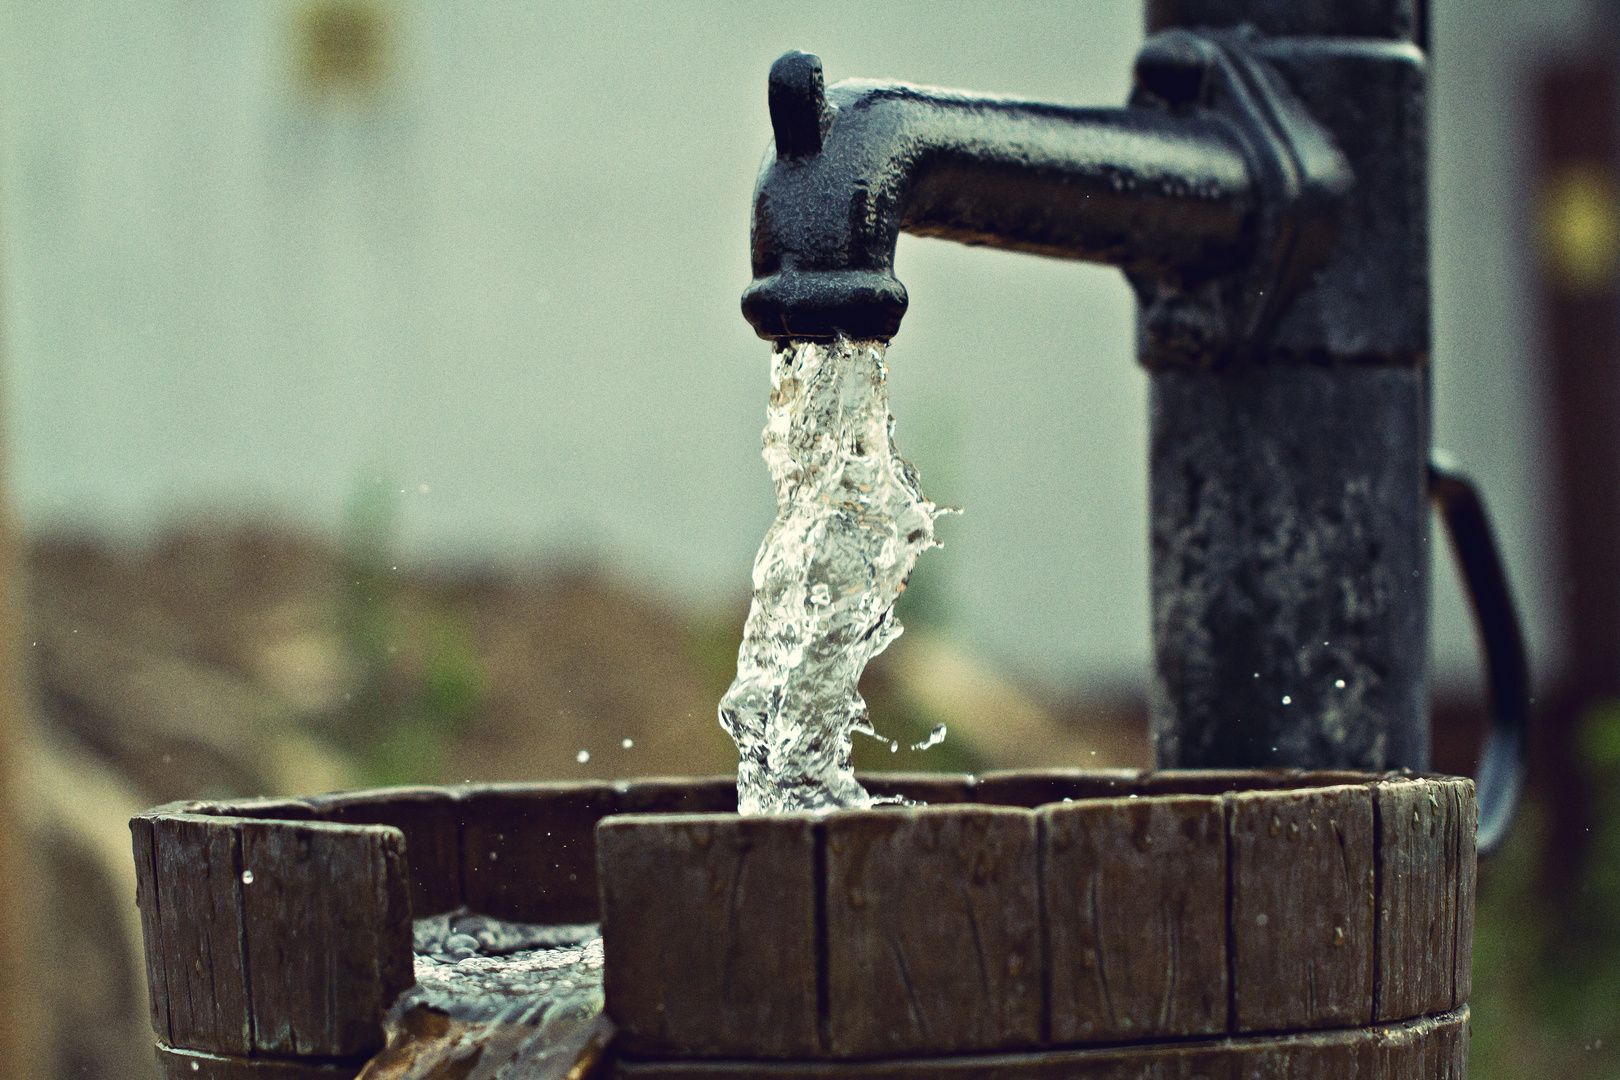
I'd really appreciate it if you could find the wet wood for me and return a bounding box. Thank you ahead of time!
[598,812,820,1058]
[1228,784,1376,1032]
[156,1044,364,1078]
[459,781,619,923]
[971,769,1139,807]
[1374,778,1466,1021]
[1039,795,1227,1042]
[857,771,978,804]
[150,812,254,1053]
[823,806,1041,1057]
[616,775,738,814]
[1451,780,1477,1008]
[239,819,414,1057]
[313,786,463,917]
[611,1006,1467,1079]
[355,1004,615,1080]
[131,814,172,1042]
[133,770,1474,1074]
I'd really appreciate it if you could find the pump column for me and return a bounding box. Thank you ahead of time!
[1141,0,1433,770]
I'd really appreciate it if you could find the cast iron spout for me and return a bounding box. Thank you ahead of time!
[743,36,1353,362]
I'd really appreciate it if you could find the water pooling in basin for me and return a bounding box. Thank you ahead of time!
[720,335,949,814]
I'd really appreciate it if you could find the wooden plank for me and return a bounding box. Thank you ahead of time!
[1373,778,1458,1021]
[1039,795,1227,1042]
[1135,769,1376,798]
[1451,779,1478,1007]
[1134,769,1286,796]
[198,797,321,821]
[615,776,738,814]
[131,814,172,1042]
[971,770,1139,808]
[597,812,819,1058]
[824,806,1040,1057]
[314,786,462,918]
[612,1007,1469,1079]
[151,813,253,1054]
[856,771,978,805]
[457,781,619,923]
[155,1044,362,1079]
[1228,784,1377,1032]
[239,819,414,1058]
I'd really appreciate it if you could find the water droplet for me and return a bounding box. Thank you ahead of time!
[889,740,899,753]
[622,738,634,749]
[909,724,947,751]
[1335,679,1346,689]
[1281,695,1292,705]
[241,870,254,885]
[1256,913,1268,926]
[576,750,590,764]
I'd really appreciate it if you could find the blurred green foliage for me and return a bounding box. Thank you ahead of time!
[1470,700,1620,1078]
[339,474,486,787]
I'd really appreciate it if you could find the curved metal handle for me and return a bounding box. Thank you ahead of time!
[1428,454,1530,855]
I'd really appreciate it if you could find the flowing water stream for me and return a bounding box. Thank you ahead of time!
[720,335,948,814]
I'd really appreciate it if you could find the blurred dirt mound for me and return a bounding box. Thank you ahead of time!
[27,522,736,804]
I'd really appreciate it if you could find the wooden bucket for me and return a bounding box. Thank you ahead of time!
[130,770,1474,1079]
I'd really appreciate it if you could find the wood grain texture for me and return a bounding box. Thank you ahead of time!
[151,813,253,1054]
[598,813,819,1059]
[971,770,1139,808]
[857,772,978,805]
[1451,780,1477,1008]
[196,798,322,821]
[612,1006,1468,1079]
[131,814,172,1042]
[457,781,619,923]
[156,1044,363,1079]
[824,806,1040,1057]
[239,819,414,1058]
[1374,778,1458,1021]
[1040,795,1227,1042]
[1228,784,1377,1032]
[615,776,738,815]
[313,787,462,918]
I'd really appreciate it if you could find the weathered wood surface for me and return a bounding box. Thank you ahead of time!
[857,771,978,804]
[824,806,1041,1057]
[460,781,619,924]
[239,819,415,1057]
[1375,777,1465,1021]
[615,776,737,815]
[972,769,1138,807]
[598,812,820,1058]
[150,813,254,1054]
[1040,795,1227,1042]
[313,787,462,918]
[355,1006,615,1080]
[597,771,1475,1059]
[611,1006,1468,1079]
[156,1044,363,1078]
[1228,783,1376,1032]
[135,769,1477,1071]
[1452,780,1478,1009]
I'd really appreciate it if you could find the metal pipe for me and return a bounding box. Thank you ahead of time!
[743,52,1258,341]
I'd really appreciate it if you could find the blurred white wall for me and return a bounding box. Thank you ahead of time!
[0,0,1591,696]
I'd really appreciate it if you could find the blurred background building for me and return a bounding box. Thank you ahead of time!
[0,1,1613,1077]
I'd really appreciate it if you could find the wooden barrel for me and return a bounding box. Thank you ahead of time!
[131,770,1474,1079]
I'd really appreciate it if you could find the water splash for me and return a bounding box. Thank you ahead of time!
[720,335,947,814]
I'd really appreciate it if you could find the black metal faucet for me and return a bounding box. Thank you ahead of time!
[741,1,1528,851]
